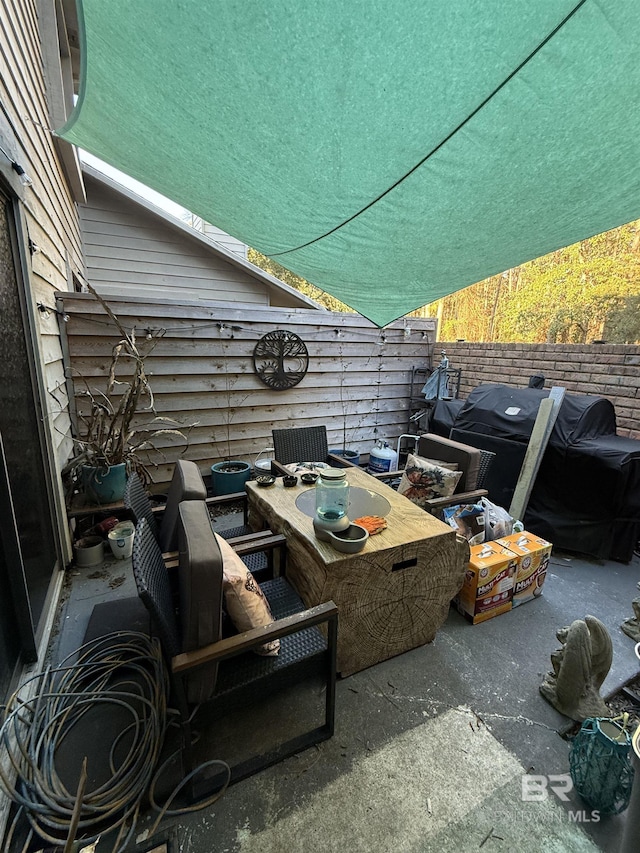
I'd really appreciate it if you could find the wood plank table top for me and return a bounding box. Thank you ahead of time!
[246,468,468,675]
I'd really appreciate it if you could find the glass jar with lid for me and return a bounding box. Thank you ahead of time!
[315,467,350,528]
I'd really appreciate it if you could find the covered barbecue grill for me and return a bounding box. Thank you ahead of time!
[443,384,640,562]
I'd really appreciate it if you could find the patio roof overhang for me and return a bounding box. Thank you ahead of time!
[59,0,640,327]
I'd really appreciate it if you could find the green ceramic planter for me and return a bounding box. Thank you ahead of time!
[210,460,251,496]
[81,462,127,504]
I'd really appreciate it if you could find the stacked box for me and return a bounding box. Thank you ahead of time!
[496,531,552,607]
[454,540,518,624]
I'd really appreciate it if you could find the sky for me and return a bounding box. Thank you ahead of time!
[80,151,189,220]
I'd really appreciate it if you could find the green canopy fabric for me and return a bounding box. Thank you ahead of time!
[60,0,640,327]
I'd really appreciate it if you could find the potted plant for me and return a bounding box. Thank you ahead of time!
[64,286,193,505]
[210,366,252,496]
[329,351,360,466]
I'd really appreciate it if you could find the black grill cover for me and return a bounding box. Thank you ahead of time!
[446,384,639,561]
[454,384,617,447]
[429,399,465,437]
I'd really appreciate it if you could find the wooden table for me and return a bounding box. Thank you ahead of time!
[246,467,468,676]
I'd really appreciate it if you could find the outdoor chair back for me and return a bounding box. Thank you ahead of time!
[123,459,206,553]
[271,425,359,476]
[124,460,268,574]
[417,434,495,493]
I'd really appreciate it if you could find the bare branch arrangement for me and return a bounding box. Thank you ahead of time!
[64,286,195,488]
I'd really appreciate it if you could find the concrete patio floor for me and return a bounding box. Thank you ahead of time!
[41,514,640,853]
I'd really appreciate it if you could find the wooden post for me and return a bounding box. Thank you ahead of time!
[508,387,565,523]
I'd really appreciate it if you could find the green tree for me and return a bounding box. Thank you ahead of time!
[429,220,640,343]
[248,249,353,313]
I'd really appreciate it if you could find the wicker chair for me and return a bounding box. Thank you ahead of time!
[132,502,338,786]
[124,462,269,576]
[416,434,496,513]
[271,425,359,476]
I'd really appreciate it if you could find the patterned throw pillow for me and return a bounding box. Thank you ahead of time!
[398,453,463,508]
[215,533,280,656]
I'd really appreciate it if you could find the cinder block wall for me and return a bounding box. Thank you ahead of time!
[439,342,640,439]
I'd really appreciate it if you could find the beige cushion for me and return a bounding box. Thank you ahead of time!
[216,534,280,656]
[398,453,463,508]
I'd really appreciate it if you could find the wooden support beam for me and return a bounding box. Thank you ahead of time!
[508,387,565,523]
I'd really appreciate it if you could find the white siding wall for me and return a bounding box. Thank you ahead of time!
[0,0,83,528]
[80,177,269,304]
[201,220,247,258]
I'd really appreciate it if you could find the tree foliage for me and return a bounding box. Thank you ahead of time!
[249,221,640,343]
[430,220,640,344]
[248,249,353,314]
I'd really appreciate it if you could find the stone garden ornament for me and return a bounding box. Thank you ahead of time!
[539,615,613,721]
[621,582,640,642]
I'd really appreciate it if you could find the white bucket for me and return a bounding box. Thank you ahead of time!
[254,447,274,474]
[107,521,135,559]
[74,535,105,568]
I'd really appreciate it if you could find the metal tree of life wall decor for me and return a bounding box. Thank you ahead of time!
[253,330,309,390]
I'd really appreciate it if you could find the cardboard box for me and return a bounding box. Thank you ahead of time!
[497,531,552,607]
[454,540,518,624]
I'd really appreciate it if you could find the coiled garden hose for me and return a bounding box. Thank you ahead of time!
[0,631,229,852]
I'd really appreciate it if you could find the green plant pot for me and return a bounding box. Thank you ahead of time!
[210,460,252,496]
[81,463,127,504]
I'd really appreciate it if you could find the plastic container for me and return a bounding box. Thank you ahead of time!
[107,521,135,559]
[315,468,350,526]
[367,440,398,474]
[254,447,274,474]
[74,535,105,568]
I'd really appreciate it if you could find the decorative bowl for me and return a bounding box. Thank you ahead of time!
[300,472,319,485]
[256,474,275,487]
[313,521,369,553]
[282,475,298,488]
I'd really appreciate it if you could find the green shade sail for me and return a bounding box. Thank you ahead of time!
[60,0,640,327]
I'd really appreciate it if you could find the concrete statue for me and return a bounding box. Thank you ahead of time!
[621,582,640,643]
[539,614,613,721]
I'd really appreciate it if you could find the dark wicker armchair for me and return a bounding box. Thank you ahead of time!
[132,501,338,786]
[124,460,268,576]
[271,425,359,477]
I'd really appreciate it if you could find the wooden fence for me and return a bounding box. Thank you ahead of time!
[57,293,436,486]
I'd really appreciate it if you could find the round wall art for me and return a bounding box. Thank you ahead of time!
[253,330,309,390]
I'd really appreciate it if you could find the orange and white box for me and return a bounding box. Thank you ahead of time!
[496,532,552,607]
[454,540,518,624]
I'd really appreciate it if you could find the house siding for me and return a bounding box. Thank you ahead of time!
[80,175,298,306]
[0,0,82,526]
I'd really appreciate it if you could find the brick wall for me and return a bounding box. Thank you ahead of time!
[439,342,640,439]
